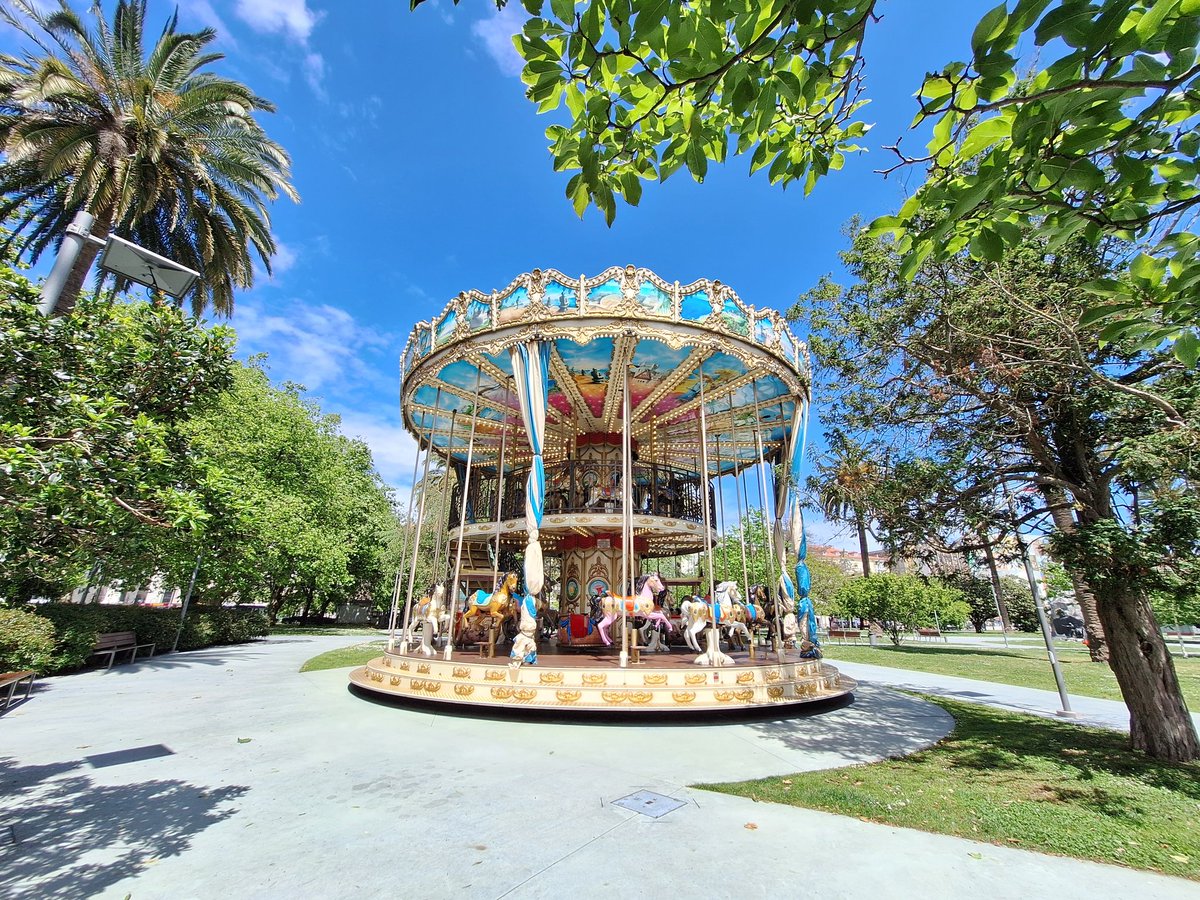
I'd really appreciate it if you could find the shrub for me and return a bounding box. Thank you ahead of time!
[28,603,268,673]
[834,574,970,645]
[0,606,57,672]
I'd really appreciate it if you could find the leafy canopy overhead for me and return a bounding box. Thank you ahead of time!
[420,1,1200,361]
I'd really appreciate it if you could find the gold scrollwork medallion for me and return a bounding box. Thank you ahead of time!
[685,673,706,685]
[602,690,629,704]
[672,691,696,703]
[454,684,475,697]
[390,675,401,686]
[452,666,471,679]
[582,673,607,686]
[491,686,514,700]
[556,690,581,703]
[539,671,564,684]
[643,674,667,685]
[513,688,537,701]
[416,663,431,674]
[485,670,506,681]
[767,686,784,699]
[736,672,755,684]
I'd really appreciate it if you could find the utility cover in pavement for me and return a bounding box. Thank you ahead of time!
[611,791,686,819]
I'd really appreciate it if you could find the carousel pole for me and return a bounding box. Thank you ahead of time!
[491,422,509,592]
[714,431,727,584]
[386,437,423,650]
[697,361,721,665]
[432,411,459,584]
[444,369,483,661]
[397,387,443,653]
[620,363,631,668]
[751,381,785,661]
[731,391,751,612]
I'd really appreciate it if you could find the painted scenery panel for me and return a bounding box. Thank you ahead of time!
[497,285,530,325]
[434,309,457,347]
[680,289,712,322]
[465,297,491,332]
[637,281,671,316]
[556,337,616,419]
[544,279,577,312]
[586,278,622,311]
[628,340,690,410]
[722,298,749,336]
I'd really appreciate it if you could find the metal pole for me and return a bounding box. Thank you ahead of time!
[387,434,425,647]
[1005,488,1079,718]
[39,209,96,316]
[620,363,631,668]
[697,362,719,660]
[398,391,444,652]
[751,382,784,658]
[714,431,726,584]
[444,371,482,660]
[172,556,202,653]
[730,392,751,614]
[433,412,459,586]
[491,422,509,592]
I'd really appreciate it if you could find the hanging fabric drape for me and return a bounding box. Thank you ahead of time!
[779,396,816,644]
[510,341,550,595]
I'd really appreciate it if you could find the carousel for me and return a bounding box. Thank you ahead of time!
[349,265,855,713]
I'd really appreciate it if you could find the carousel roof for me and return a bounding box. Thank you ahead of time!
[399,265,810,475]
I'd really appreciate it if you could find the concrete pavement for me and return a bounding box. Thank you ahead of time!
[1,636,1196,899]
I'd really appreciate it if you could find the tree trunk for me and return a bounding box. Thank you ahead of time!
[982,541,1012,631]
[1043,486,1108,662]
[53,213,112,316]
[855,513,872,577]
[1097,581,1199,762]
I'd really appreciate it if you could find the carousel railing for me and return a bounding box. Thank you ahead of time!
[448,460,713,530]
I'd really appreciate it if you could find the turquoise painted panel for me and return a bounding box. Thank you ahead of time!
[755,315,774,346]
[681,290,711,321]
[587,278,622,310]
[416,324,431,357]
[722,298,749,336]
[544,280,577,311]
[466,298,491,331]
[498,286,530,325]
[779,328,796,363]
[435,309,457,347]
[637,281,671,315]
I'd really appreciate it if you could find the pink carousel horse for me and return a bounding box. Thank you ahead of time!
[597,573,672,645]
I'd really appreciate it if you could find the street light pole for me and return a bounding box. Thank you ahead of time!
[39,210,101,316]
[1004,487,1080,718]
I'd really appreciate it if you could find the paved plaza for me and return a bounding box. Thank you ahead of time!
[1,636,1196,899]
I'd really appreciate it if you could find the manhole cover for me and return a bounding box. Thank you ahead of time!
[611,791,686,819]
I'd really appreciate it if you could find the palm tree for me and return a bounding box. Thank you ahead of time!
[810,433,879,577]
[0,0,298,316]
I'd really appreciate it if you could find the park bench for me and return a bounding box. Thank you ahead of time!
[1,670,35,711]
[916,627,944,642]
[91,631,156,669]
[827,628,862,644]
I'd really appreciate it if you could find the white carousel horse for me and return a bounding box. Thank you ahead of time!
[401,583,445,647]
[413,583,447,657]
[586,473,624,509]
[680,582,742,666]
[596,573,672,645]
[679,582,743,652]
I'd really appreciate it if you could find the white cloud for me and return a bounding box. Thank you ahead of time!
[303,51,327,99]
[471,5,527,77]
[234,0,322,42]
[182,0,235,43]
[231,298,395,393]
[234,0,327,97]
[336,411,420,495]
[270,238,297,276]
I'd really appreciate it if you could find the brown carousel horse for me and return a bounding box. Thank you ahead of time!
[459,570,520,643]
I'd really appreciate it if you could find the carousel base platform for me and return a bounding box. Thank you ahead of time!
[348,647,855,714]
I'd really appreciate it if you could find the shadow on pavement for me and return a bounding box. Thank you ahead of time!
[0,756,247,899]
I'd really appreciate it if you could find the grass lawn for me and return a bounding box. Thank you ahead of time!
[271,625,379,637]
[822,641,1200,709]
[299,641,385,672]
[699,696,1200,880]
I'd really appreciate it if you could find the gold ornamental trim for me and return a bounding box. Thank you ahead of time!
[685,673,706,685]
[643,674,667,685]
[382,657,391,667]
[369,671,384,683]
[452,666,471,679]
[628,691,653,704]
[602,690,628,704]
[513,688,538,701]
[582,673,607,686]
[484,670,506,681]
[736,672,755,684]
[399,661,410,671]
[491,687,514,699]
[556,690,582,703]
[416,663,431,674]
[539,671,564,684]
[672,691,696,703]
[454,684,475,696]
[767,686,785,699]
[390,675,401,686]
[764,669,782,682]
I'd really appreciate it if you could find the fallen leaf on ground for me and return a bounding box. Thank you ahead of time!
[1171,854,1190,864]
[968,853,982,860]
[781,779,792,785]
[237,737,252,744]
[744,823,758,830]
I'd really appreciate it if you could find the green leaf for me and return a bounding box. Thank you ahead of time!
[1173,331,1200,366]
[971,3,1009,53]
[958,115,1012,159]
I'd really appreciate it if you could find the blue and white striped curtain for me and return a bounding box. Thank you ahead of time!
[780,398,811,599]
[511,341,550,595]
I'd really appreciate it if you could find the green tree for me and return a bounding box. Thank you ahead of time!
[0,273,234,602]
[453,0,1200,359]
[833,573,969,645]
[809,431,879,576]
[181,364,400,622]
[0,0,298,315]
[807,224,1200,760]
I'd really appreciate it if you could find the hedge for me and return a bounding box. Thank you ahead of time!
[22,603,269,674]
[0,606,57,672]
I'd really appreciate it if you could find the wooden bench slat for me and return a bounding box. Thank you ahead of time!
[90,631,156,669]
[1,670,35,711]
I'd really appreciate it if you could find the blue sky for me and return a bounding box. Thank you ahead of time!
[13,1,1008,549]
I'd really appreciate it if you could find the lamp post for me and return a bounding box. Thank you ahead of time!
[40,209,201,315]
